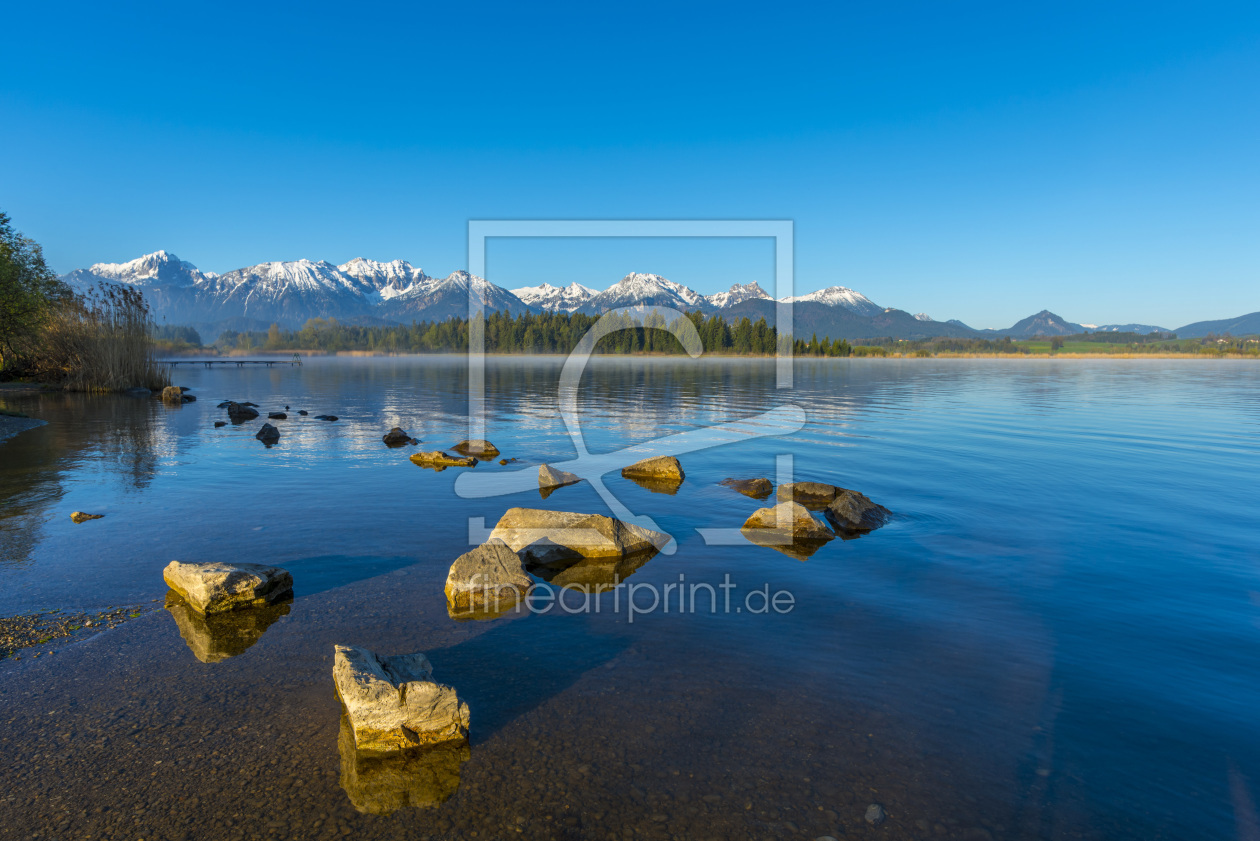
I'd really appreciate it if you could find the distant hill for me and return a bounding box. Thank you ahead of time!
[1174,312,1260,339]
[981,310,1084,338]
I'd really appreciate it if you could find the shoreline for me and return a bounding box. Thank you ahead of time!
[174,349,1260,361]
[0,414,47,445]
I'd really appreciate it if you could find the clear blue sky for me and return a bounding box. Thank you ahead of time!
[2,1,1257,328]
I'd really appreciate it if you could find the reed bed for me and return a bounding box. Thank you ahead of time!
[37,284,169,391]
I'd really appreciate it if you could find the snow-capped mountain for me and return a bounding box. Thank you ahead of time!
[781,286,883,317]
[511,282,597,313]
[706,282,772,309]
[914,312,932,321]
[64,250,210,289]
[338,258,431,300]
[577,273,708,315]
[383,270,531,321]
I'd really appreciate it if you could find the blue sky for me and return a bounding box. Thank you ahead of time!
[1,1,1257,328]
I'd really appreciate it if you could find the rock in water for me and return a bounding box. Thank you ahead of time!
[865,804,886,825]
[337,713,468,815]
[383,427,418,447]
[621,455,685,481]
[298,410,309,416]
[214,420,227,428]
[444,541,533,619]
[164,590,291,663]
[719,477,774,499]
[226,402,260,423]
[775,481,844,508]
[538,464,581,490]
[314,414,339,422]
[256,423,280,444]
[410,451,476,468]
[181,393,196,403]
[268,411,287,420]
[827,489,891,533]
[488,508,670,566]
[451,439,500,458]
[160,386,185,405]
[333,645,470,752]
[741,501,836,558]
[162,560,294,615]
[70,512,104,524]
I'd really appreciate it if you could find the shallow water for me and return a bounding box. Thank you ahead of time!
[1,356,1258,840]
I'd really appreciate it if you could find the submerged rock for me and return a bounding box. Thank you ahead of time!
[488,508,669,566]
[410,451,476,469]
[865,804,886,825]
[538,464,581,491]
[181,393,196,402]
[719,477,774,499]
[621,455,684,481]
[226,402,260,423]
[267,411,287,420]
[214,420,226,428]
[444,541,533,620]
[298,410,309,416]
[314,414,339,422]
[162,560,293,615]
[70,512,104,524]
[164,590,291,663]
[383,427,418,447]
[499,457,518,465]
[827,489,891,533]
[452,439,500,458]
[255,423,280,444]
[333,645,470,753]
[338,713,468,815]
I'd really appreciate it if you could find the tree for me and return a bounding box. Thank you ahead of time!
[0,211,72,371]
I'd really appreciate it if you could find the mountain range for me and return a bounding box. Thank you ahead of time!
[63,250,1248,342]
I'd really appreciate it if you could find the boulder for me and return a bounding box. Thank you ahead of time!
[337,713,468,815]
[742,501,834,542]
[383,427,418,447]
[256,423,280,444]
[214,421,226,428]
[538,464,581,490]
[410,451,476,469]
[164,591,291,663]
[827,489,891,533]
[268,411,287,420]
[160,386,185,405]
[298,410,309,416]
[719,477,774,499]
[621,455,684,481]
[162,560,294,615]
[488,508,669,566]
[333,645,470,752]
[452,439,500,458]
[227,402,260,423]
[70,511,104,524]
[444,541,533,619]
[775,481,843,508]
[314,414,339,422]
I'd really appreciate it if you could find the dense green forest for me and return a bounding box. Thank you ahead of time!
[207,310,1260,357]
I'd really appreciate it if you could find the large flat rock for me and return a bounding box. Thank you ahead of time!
[162,561,293,615]
[621,455,685,481]
[333,645,470,753]
[487,507,670,566]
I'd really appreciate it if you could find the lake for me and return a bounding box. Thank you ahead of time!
[1,356,1258,840]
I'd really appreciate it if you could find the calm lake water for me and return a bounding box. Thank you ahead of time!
[1,356,1258,840]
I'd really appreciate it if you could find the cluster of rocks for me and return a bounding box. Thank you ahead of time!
[727,477,892,559]
[409,439,502,470]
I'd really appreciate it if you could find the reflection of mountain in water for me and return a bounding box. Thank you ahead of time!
[337,714,469,815]
[164,591,291,662]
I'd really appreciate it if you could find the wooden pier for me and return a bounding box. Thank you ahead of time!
[161,355,303,369]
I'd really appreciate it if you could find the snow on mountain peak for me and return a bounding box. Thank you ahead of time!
[706,282,772,309]
[85,250,203,286]
[781,285,882,316]
[512,282,597,313]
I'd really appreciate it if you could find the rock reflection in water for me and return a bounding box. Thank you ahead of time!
[622,474,683,495]
[526,547,658,590]
[164,591,291,663]
[739,529,833,561]
[337,714,469,815]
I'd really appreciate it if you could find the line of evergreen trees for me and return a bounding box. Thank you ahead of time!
[217,310,854,357]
